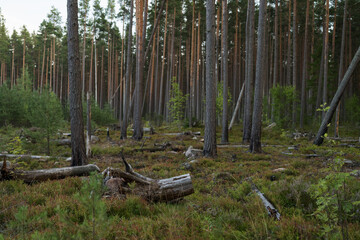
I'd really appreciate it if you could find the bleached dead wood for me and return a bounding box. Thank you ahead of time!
[103,156,194,202]
[249,178,281,220]
[1,161,100,183]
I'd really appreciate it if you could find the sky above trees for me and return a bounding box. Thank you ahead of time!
[0,0,109,33]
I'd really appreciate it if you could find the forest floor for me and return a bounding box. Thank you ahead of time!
[1,123,360,239]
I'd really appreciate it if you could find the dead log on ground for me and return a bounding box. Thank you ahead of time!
[103,156,194,202]
[0,159,100,183]
[249,178,281,220]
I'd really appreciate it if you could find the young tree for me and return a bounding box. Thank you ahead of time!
[250,0,267,153]
[221,0,229,144]
[203,0,216,157]
[67,0,88,166]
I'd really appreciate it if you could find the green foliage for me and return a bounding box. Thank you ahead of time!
[270,84,296,128]
[168,77,188,128]
[0,85,32,127]
[216,82,232,120]
[345,95,360,125]
[28,90,64,154]
[82,98,116,127]
[310,158,358,238]
[57,172,109,239]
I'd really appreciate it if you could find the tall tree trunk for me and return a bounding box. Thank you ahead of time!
[286,0,291,86]
[121,0,134,139]
[100,46,104,109]
[243,0,255,143]
[133,0,145,140]
[158,0,168,116]
[94,38,98,104]
[67,0,88,166]
[332,0,338,59]
[250,0,267,153]
[196,12,201,120]
[314,46,360,145]
[271,0,278,122]
[322,0,330,120]
[300,0,310,129]
[82,15,87,96]
[221,0,229,144]
[89,31,94,94]
[292,0,297,126]
[334,0,347,138]
[22,37,26,89]
[203,0,216,157]
[189,0,196,126]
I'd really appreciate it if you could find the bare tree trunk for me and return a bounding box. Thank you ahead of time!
[133,0,145,140]
[100,46,104,109]
[334,0,347,138]
[67,0,88,166]
[158,0,168,116]
[82,13,87,96]
[314,46,360,145]
[203,0,216,157]
[196,12,201,120]
[243,0,255,143]
[250,0,267,153]
[300,0,310,129]
[286,0,291,86]
[22,37,26,88]
[121,0,134,139]
[292,0,297,126]
[271,0,279,122]
[322,0,330,120]
[189,0,196,126]
[221,0,229,144]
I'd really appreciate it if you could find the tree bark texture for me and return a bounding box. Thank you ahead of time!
[250,0,267,153]
[203,0,216,157]
[221,0,229,144]
[67,0,88,166]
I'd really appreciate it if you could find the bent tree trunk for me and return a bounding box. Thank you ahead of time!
[314,46,360,145]
[103,157,194,202]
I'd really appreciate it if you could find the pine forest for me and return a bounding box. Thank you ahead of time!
[1,0,360,238]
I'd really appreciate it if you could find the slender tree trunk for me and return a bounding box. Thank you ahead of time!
[314,46,360,145]
[82,13,87,96]
[158,0,168,115]
[334,0,348,138]
[250,0,267,153]
[189,0,196,126]
[94,39,98,104]
[100,46,104,109]
[149,0,157,116]
[300,0,310,129]
[221,0,229,144]
[196,12,201,120]
[11,45,15,89]
[67,0,87,166]
[332,0,338,59]
[292,0,297,126]
[203,0,216,157]
[271,0,279,122]
[89,32,94,94]
[243,0,255,143]
[286,0,291,86]
[322,0,330,120]
[121,0,134,139]
[22,37,26,88]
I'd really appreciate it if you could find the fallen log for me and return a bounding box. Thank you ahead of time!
[1,160,100,183]
[249,178,281,220]
[103,156,194,202]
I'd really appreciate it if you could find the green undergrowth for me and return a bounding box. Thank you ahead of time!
[1,123,360,239]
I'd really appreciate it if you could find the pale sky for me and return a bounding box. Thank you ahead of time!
[0,0,112,34]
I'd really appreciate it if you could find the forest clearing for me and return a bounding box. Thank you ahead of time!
[1,0,360,239]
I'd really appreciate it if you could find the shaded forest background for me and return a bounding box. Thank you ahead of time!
[0,0,360,132]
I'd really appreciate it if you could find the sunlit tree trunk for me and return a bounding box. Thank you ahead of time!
[221,0,229,144]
